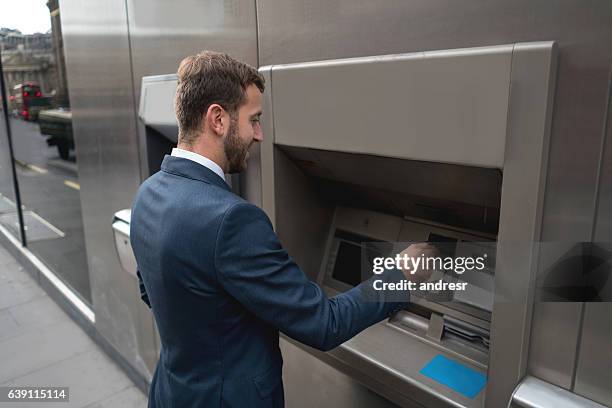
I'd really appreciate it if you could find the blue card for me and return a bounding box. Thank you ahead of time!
[419,355,487,399]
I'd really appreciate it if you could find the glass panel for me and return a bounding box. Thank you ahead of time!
[2,50,28,247]
[0,2,91,303]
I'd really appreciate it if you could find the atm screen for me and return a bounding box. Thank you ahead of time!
[428,233,458,257]
[331,241,363,287]
[328,231,388,288]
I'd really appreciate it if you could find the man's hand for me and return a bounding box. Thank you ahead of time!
[397,243,439,284]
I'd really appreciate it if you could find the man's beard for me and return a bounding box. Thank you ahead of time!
[224,116,250,174]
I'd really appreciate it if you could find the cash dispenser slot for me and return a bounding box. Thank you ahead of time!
[444,316,490,349]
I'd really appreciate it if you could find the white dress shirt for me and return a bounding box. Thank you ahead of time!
[171,148,227,183]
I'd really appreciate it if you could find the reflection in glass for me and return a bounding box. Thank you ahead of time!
[0,1,91,303]
[0,58,26,245]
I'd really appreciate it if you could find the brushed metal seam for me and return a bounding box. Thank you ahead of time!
[124,0,144,181]
[571,68,612,392]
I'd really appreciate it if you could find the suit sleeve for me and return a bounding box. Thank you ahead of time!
[215,202,408,351]
[137,269,151,309]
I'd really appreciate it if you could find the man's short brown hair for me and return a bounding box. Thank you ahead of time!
[174,51,265,146]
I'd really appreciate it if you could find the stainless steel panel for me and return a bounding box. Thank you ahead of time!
[257,67,275,221]
[593,73,612,243]
[336,207,403,242]
[334,321,487,407]
[242,141,263,206]
[60,0,157,379]
[270,46,512,168]
[511,376,607,408]
[282,316,489,407]
[125,0,258,179]
[257,1,612,390]
[573,76,612,406]
[486,42,557,407]
[127,0,257,99]
[273,147,334,280]
[527,301,583,388]
[573,304,612,406]
[280,338,405,408]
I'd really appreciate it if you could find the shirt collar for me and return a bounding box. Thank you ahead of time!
[171,148,227,183]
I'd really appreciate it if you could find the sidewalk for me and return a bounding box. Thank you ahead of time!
[0,244,148,407]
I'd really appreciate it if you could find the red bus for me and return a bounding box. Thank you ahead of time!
[9,82,51,121]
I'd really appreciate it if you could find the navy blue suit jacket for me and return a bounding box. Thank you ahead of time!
[130,155,407,408]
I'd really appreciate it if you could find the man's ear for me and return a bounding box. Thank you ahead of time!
[204,104,228,137]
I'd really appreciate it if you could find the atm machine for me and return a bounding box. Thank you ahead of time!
[136,74,180,179]
[242,42,559,407]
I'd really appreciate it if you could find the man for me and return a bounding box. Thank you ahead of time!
[130,51,435,407]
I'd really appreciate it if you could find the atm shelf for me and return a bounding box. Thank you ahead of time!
[282,318,488,408]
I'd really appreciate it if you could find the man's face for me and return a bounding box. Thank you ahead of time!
[224,85,263,174]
